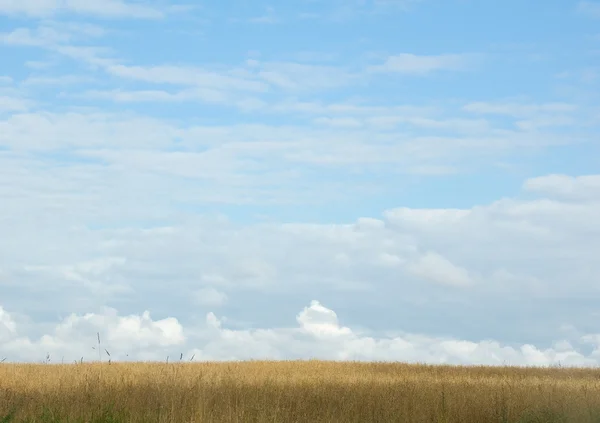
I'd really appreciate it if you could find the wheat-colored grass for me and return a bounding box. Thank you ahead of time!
[1,360,600,422]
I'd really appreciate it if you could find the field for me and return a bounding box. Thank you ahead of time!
[1,360,600,422]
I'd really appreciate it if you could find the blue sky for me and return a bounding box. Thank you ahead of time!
[0,0,600,365]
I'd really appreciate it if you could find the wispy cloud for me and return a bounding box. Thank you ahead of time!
[22,74,96,86]
[463,101,578,117]
[368,53,472,74]
[105,63,268,91]
[463,101,580,130]
[0,0,164,19]
[0,95,31,113]
[247,6,280,24]
[577,1,600,18]
[303,0,422,21]
[0,26,71,46]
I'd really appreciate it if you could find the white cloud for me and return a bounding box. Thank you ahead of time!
[22,74,96,86]
[255,61,357,91]
[246,6,279,24]
[0,300,599,366]
[24,60,55,69]
[88,60,357,97]
[194,287,228,307]
[313,116,363,127]
[0,0,163,18]
[383,207,470,227]
[79,88,232,104]
[104,64,267,92]
[524,174,600,201]
[463,101,578,117]
[23,257,132,296]
[406,251,473,287]
[0,307,17,342]
[462,101,581,130]
[578,1,600,18]
[297,300,352,338]
[368,53,470,74]
[2,26,458,98]
[0,95,30,113]
[0,111,180,150]
[0,26,70,46]
[306,0,422,21]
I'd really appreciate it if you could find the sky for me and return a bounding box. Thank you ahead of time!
[0,0,599,366]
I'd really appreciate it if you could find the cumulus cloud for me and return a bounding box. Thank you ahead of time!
[0,307,17,342]
[0,306,185,362]
[1,300,599,366]
[297,300,352,338]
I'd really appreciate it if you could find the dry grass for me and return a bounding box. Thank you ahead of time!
[1,360,600,422]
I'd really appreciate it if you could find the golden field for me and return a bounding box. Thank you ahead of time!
[1,360,600,422]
